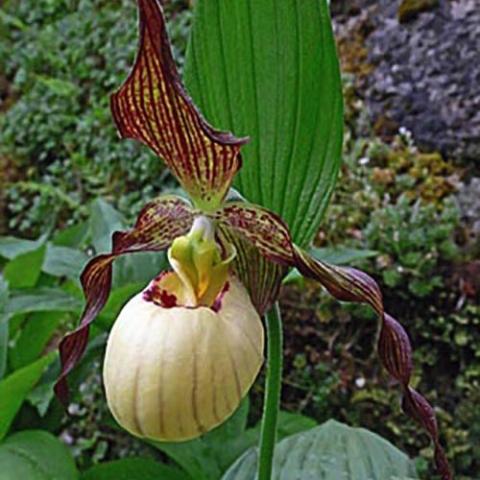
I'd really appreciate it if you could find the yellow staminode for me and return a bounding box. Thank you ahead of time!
[168,216,235,307]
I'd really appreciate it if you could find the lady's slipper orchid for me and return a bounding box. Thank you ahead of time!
[54,0,451,478]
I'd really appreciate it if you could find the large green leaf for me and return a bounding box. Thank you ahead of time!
[0,322,7,380]
[0,430,78,480]
[0,353,56,440]
[185,0,343,246]
[0,235,88,279]
[96,283,145,330]
[81,458,189,480]
[89,198,167,287]
[52,221,89,248]
[3,244,46,288]
[222,420,418,480]
[42,245,89,278]
[9,311,64,370]
[90,197,125,253]
[4,288,82,317]
[112,251,167,288]
[0,234,47,260]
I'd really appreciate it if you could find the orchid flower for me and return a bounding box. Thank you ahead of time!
[54,1,451,478]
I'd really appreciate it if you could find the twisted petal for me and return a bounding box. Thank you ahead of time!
[214,202,451,480]
[54,196,194,404]
[217,225,286,316]
[111,0,247,209]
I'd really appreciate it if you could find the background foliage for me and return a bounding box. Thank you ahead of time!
[0,0,478,479]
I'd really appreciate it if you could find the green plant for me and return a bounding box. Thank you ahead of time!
[0,0,193,235]
[223,420,418,479]
[364,195,459,297]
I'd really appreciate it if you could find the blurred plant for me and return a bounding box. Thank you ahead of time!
[364,195,459,297]
[0,0,193,235]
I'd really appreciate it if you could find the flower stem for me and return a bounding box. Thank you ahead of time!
[258,302,283,480]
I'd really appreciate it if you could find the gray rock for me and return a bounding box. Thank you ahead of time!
[333,0,480,162]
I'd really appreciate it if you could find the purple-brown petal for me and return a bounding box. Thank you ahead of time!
[378,314,413,385]
[214,201,452,479]
[216,224,286,316]
[111,0,247,209]
[403,387,451,480]
[54,196,193,405]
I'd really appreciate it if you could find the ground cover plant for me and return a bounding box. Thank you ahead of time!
[1,0,478,479]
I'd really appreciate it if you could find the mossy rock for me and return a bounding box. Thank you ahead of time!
[398,0,439,23]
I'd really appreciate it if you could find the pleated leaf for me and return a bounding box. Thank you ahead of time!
[0,430,78,480]
[185,0,343,246]
[222,419,418,480]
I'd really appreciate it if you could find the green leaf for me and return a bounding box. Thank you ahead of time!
[222,419,418,480]
[5,288,82,317]
[0,234,47,260]
[90,198,125,253]
[26,380,55,417]
[0,321,7,380]
[269,411,317,440]
[42,245,89,278]
[0,275,9,379]
[185,0,343,246]
[9,311,64,370]
[88,199,167,287]
[81,458,189,480]
[52,222,89,248]
[37,76,77,97]
[0,235,88,279]
[96,283,144,329]
[113,252,167,289]
[0,353,56,440]
[227,411,317,468]
[0,430,78,480]
[3,244,46,289]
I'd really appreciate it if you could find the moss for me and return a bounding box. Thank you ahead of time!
[398,0,439,23]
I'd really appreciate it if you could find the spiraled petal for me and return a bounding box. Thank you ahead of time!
[214,201,451,480]
[111,0,247,209]
[54,196,194,404]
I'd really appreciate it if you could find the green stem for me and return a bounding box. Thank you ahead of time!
[258,303,283,480]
